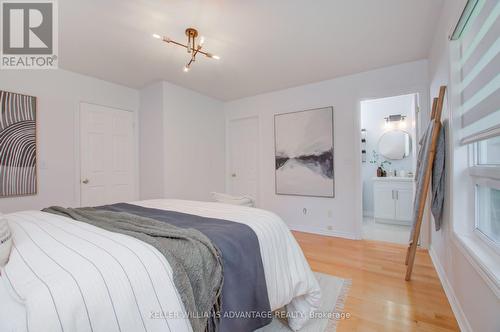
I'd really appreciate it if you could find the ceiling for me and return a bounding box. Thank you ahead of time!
[59,0,443,101]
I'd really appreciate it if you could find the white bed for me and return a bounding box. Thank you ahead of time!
[0,199,321,332]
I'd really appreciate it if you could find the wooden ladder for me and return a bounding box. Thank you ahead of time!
[405,85,446,281]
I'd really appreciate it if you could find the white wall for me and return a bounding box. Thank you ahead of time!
[224,60,429,238]
[139,81,226,202]
[0,69,139,213]
[163,82,225,201]
[427,1,500,331]
[139,82,165,199]
[361,94,416,216]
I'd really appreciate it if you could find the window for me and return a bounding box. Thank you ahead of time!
[477,136,500,165]
[470,138,500,251]
[476,184,500,245]
[450,0,500,289]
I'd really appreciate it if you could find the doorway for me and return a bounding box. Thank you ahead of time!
[360,94,418,244]
[227,116,259,204]
[80,102,136,206]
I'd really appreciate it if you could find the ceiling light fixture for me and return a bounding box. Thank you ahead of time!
[153,28,220,72]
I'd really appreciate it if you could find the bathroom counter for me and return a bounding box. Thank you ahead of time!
[372,176,414,182]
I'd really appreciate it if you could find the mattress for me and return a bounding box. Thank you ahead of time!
[0,199,321,332]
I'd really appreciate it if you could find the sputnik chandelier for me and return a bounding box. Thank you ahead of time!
[153,28,220,72]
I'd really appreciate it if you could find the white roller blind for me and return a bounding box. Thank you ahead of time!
[456,0,500,145]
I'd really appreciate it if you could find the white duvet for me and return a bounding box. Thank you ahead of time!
[0,199,321,332]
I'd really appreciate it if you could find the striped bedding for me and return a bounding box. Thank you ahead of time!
[0,199,321,332]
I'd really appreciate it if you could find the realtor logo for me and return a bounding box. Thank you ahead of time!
[1,0,58,69]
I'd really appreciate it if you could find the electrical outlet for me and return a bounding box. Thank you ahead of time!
[327,226,333,230]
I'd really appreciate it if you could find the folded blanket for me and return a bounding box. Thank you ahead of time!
[43,206,223,332]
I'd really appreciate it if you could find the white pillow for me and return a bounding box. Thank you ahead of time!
[211,192,255,207]
[0,215,12,266]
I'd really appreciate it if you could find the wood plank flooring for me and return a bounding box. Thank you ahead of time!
[293,231,459,332]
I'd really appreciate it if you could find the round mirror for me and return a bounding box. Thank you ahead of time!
[378,130,411,160]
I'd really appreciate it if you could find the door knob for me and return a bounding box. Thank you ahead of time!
[231,173,236,178]
[82,179,89,184]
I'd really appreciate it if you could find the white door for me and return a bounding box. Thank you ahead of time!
[80,103,135,206]
[228,116,259,202]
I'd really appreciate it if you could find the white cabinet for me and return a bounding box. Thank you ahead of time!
[394,187,413,222]
[373,186,395,220]
[373,177,414,225]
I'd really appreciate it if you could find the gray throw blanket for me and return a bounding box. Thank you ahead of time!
[42,206,223,332]
[99,203,272,332]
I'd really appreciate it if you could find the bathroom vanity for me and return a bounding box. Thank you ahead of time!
[373,177,414,225]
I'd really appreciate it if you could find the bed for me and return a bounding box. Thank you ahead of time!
[0,199,321,332]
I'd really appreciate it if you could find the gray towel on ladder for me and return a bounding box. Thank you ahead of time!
[410,122,446,241]
[431,125,446,231]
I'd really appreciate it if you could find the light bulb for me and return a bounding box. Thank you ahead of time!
[206,53,220,60]
[183,65,190,72]
[199,36,205,46]
[152,34,161,39]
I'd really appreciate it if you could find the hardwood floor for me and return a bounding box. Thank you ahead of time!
[293,231,459,332]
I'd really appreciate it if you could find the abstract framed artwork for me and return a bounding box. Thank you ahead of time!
[274,107,334,197]
[0,90,37,197]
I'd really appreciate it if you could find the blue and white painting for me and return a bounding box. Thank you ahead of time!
[274,107,334,197]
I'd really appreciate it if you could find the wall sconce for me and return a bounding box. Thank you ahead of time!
[384,114,406,130]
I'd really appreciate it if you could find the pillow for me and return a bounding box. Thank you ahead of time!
[0,215,12,266]
[211,192,255,207]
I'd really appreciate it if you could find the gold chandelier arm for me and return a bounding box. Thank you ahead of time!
[186,47,201,67]
[192,46,201,58]
[162,38,214,58]
[164,39,189,50]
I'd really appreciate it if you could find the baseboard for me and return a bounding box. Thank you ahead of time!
[289,224,360,240]
[429,246,473,332]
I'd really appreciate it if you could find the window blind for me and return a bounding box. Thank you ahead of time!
[455,0,500,145]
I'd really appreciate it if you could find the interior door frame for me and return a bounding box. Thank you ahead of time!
[75,101,139,207]
[355,89,430,247]
[225,114,260,205]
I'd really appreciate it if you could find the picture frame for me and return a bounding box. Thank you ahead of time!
[274,106,334,198]
[0,90,38,197]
